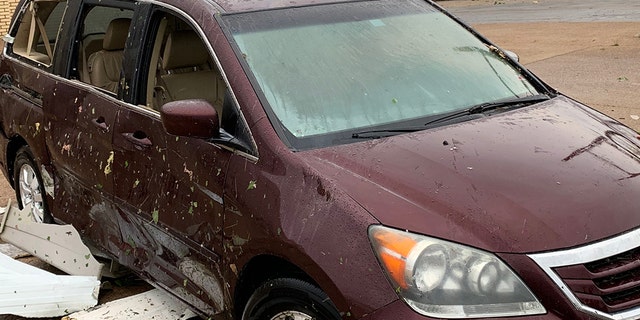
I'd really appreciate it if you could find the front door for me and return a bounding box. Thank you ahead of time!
[111,7,233,314]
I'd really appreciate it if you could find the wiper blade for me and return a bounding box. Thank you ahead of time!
[352,127,425,139]
[425,94,550,127]
[352,95,550,139]
[468,94,550,113]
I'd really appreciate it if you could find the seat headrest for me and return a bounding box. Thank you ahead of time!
[103,18,131,51]
[162,30,210,70]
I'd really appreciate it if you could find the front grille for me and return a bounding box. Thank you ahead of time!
[554,246,640,313]
[529,228,640,320]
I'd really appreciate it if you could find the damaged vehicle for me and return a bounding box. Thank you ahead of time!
[2,0,640,319]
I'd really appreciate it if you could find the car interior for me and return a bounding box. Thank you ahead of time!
[146,15,226,116]
[10,0,251,148]
[11,0,66,66]
[74,5,133,93]
[85,18,131,93]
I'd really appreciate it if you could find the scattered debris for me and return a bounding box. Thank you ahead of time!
[0,201,101,317]
[104,151,114,175]
[0,202,199,319]
[0,243,30,259]
[0,201,103,278]
[152,208,160,223]
[0,251,100,318]
[631,115,640,120]
[65,289,198,320]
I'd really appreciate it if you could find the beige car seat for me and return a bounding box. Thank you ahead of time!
[157,30,224,116]
[79,35,105,83]
[87,18,131,93]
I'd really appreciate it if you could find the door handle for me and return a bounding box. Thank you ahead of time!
[0,74,13,90]
[122,131,152,150]
[92,116,109,132]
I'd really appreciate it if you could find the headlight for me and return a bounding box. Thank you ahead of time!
[369,225,546,318]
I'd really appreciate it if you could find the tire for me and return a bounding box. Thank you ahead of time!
[242,278,342,320]
[13,146,52,223]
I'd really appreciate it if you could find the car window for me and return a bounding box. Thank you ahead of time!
[143,14,223,112]
[10,0,67,66]
[222,0,541,149]
[139,9,256,156]
[72,5,133,94]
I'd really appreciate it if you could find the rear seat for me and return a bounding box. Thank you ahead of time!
[79,34,105,83]
[87,18,131,93]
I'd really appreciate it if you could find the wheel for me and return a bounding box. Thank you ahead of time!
[242,278,342,320]
[13,146,52,223]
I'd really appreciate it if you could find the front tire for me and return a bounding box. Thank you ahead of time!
[13,146,52,223]
[242,278,342,320]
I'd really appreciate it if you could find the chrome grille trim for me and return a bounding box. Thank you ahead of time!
[529,228,640,320]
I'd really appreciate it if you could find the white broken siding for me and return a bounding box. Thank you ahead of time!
[0,203,101,317]
[0,251,100,317]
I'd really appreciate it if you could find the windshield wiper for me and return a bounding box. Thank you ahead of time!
[424,94,550,127]
[469,94,550,113]
[352,127,425,139]
[352,94,550,140]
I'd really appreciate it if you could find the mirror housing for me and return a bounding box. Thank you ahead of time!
[160,99,219,139]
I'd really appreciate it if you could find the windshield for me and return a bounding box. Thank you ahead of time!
[223,0,542,149]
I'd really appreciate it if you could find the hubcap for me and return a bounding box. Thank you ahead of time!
[18,163,45,223]
[270,311,314,320]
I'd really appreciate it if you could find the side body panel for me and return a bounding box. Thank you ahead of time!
[45,80,121,252]
[110,3,233,315]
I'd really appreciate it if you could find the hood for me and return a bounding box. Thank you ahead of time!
[302,96,640,253]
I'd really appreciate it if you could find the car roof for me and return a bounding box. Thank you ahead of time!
[209,0,364,13]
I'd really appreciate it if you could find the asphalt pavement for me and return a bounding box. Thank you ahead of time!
[445,0,640,24]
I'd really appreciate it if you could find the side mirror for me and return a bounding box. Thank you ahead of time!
[504,50,520,62]
[160,99,219,139]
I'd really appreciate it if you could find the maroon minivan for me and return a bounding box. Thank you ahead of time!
[1,0,640,319]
